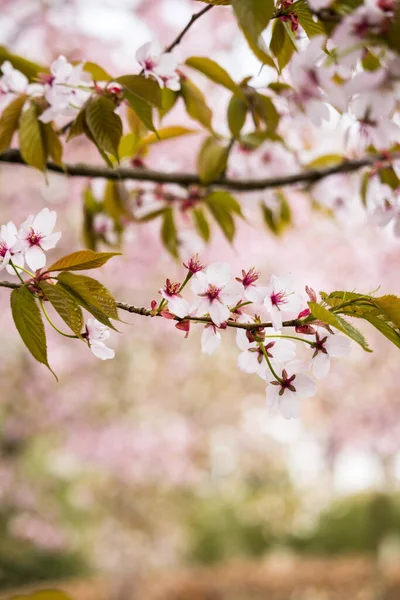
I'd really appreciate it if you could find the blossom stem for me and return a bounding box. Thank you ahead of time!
[231,301,252,312]
[257,341,283,383]
[39,299,79,339]
[9,259,25,284]
[13,264,35,278]
[179,271,194,293]
[264,334,314,346]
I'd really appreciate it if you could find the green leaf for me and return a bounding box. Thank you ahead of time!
[0,94,26,152]
[252,93,280,131]
[138,126,199,148]
[185,57,241,95]
[180,78,213,130]
[116,74,162,108]
[103,179,131,220]
[57,271,119,323]
[231,0,276,66]
[193,208,211,242]
[161,208,179,258]
[291,0,325,37]
[206,191,242,243]
[42,122,63,166]
[364,315,400,349]
[206,190,243,217]
[83,61,112,81]
[0,46,47,80]
[197,136,229,184]
[270,19,296,71]
[379,166,399,190]
[137,207,168,222]
[308,302,371,351]
[124,90,157,133]
[85,96,123,161]
[387,0,400,53]
[10,286,55,376]
[159,88,179,119]
[67,106,87,140]
[261,191,291,236]
[19,104,46,171]
[374,295,400,328]
[46,250,121,272]
[39,281,84,336]
[306,154,344,168]
[227,94,248,138]
[360,171,370,207]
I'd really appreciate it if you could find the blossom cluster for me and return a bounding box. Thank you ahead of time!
[0,41,180,123]
[0,208,115,361]
[157,258,351,420]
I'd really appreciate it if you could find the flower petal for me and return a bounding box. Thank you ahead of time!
[25,245,46,271]
[33,208,57,235]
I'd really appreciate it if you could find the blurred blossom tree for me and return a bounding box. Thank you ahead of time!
[1,0,400,586]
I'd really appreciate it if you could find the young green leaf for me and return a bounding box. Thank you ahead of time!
[197,137,229,184]
[180,78,213,130]
[206,190,243,217]
[67,106,87,141]
[123,90,157,133]
[10,286,55,377]
[0,94,26,152]
[19,104,46,171]
[116,74,162,108]
[185,57,241,95]
[45,250,121,273]
[227,95,248,138]
[308,302,371,351]
[206,192,241,243]
[42,122,63,166]
[374,295,400,328]
[0,46,47,80]
[159,88,179,119]
[57,272,119,322]
[138,126,199,149]
[161,208,179,258]
[252,93,280,131]
[270,20,296,71]
[39,281,84,336]
[85,96,123,161]
[291,0,325,37]
[193,208,211,242]
[83,62,112,81]
[231,0,276,66]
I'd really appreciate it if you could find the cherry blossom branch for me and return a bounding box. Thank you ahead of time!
[164,4,214,53]
[0,280,298,329]
[0,149,397,192]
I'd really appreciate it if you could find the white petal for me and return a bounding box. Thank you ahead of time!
[280,394,300,420]
[325,333,351,357]
[155,53,179,75]
[283,292,302,313]
[168,296,190,319]
[40,231,61,251]
[191,271,208,295]
[90,340,115,360]
[245,285,266,303]
[236,328,250,352]
[311,352,330,379]
[33,208,57,235]
[206,262,231,287]
[293,373,316,399]
[201,327,221,355]
[25,245,46,271]
[270,307,283,331]
[237,348,261,374]
[266,385,280,411]
[209,301,230,327]
[270,339,296,362]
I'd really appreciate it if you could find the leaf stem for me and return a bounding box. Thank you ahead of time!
[264,334,314,346]
[9,259,25,284]
[39,299,79,339]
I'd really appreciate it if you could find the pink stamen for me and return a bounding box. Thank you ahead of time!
[27,230,43,247]
[270,291,288,307]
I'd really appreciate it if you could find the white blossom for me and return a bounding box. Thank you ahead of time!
[136,41,180,91]
[191,262,242,327]
[309,330,351,379]
[160,279,190,319]
[263,275,302,331]
[85,318,115,360]
[17,208,61,271]
[266,362,316,420]
[0,221,24,274]
[236,329,296,379]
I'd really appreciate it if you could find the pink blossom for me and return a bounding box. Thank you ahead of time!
[309,330,352,379]
[85,318,115,360]
[263,275,302,331]
[17,208,61,271]
[266,362,316,419]
[191,262,242,327]
[201,324,222,355]
[136,41,180,91]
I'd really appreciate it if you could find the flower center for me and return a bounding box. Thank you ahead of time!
[270,290,287,307]
[311,332,328,357]
[203,284,221,302]
[0,242,8,258]
[164,278,181,297]
[237,267,259,288]
[256,341,275,363]
[353,16,373,38]
[144,59,156,71]
[271,369,297,396]
[27,229,43,247]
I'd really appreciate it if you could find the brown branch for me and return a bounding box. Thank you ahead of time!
[0,148,396,192]
[164,4,214,53]
[0,280,297,330]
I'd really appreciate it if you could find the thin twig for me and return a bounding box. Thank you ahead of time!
[0,148,396,192]
[0,280,297,330]
[164,4,214,53]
